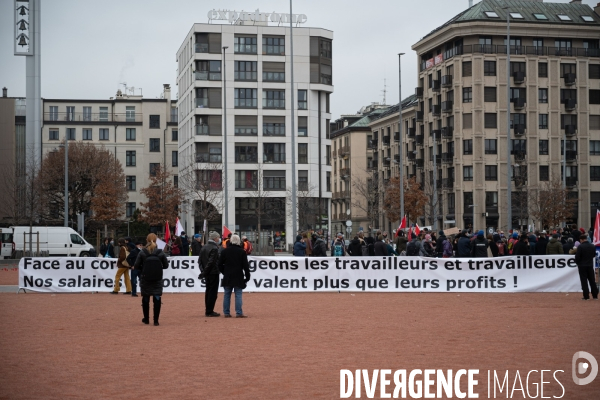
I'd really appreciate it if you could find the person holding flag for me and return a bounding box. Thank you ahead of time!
[394,215,407,254]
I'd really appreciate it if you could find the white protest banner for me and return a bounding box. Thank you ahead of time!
[19,255,581,293]
[156,238,166,251]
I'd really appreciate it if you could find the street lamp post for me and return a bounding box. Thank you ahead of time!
[222,46,229,229]
[290,0,297,236]
[63,139,68,227]
[505,6,512,232]
[398,53,405,223]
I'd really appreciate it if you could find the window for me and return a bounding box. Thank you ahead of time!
[590,90,600,105]
[463,139,473,155]
[126,203,136,218]
[511,114,526,128]
[83,106,91,121]
[126,151,136,167]
[235,115,258,136]
[82,129,92,140]
[149,163,160,177]
[326,145,331,166]
[263,171,286,190]
[463,166,473,181]
[66,128,76,140]
[262,62,285,82]
[590,65,600,80]
[298,90,307,109]
[510,12,523,19]
[298,116,307,136]
[195,32,221,53]
[172,130,178,141]
[66,106,75,121]
[463,114,472,130]
[428,98,433,113]
[539,140,549,155]
[484,61,496,76]
[49,106,58,121]
[234,36,257,54]
[149,115,160,129]
[484,113,497,129]
[195,60,221,80]
[235,145,258,163]
[534,13,548,20]
[486,192,498,209]
[539,166,549,181]
[262,36,285,55]
[485,139,497,154]
[172,151,178,167]
[234,61,257,81]
[170,107,177,124]
[511,139,527,153]
[263,90,285,109]
[234,88,257,108]
[462,87,472,103]
[263,116,285,136]
[484,11,499,18]
[560,63,576,78]
[126,128,136,141]
[99,128,109,141]
[326,93,330,113]
[235,170,258,190]
[428,74,433,88]
[462,61,472,77]
[581,15,595,22]
[298,143,308,164]
[590,140,600,155]
[533,39,543,48]
[557,14,571,21]
[538,88,548,104]
[539,114,548,129]
[196,88,222,108]
[591,167,600,181]
[99,107,108,122]
[298,171,308,191]
[484,87,496,102]
[560,89,577,104]
[561,114,577,128]
[263,143,286,163]
[150,138,160,152]
[326,172,331,191]
[126,106,135,122]
[174,176,178,188]
[126,176,136,191]
[485,165,497,181]
[591,115,600,130]
[510,87,526,102]
[49,129,59,140]
[538,62,548,78]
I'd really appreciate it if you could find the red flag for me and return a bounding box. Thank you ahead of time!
[397,215,407,235]
[164,221,171,243]
[222,226,231,239]
[593,209,600,246]
[415,223,421,236]
[407,227,413,241]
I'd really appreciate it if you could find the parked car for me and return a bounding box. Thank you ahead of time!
[11,226,94,257]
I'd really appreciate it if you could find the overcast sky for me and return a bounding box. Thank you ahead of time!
[1,0,596,119]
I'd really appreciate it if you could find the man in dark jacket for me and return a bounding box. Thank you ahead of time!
[470,230,489,257]
[457,231,472,257]
[198,231,221,317]
[374,235,388,256]
[546,234,563,255]
[535,231,549,255]
[435,231,447,258]
[218,234,251,317]
[191,234,203,256]
[394,230,408,255]
[563,237,574,254]
[180,232,189,256]
[575,235,599,300]
[312,236,327,257]
[513,235,530,255]
[127,241,142,297]
[347,236,362,256]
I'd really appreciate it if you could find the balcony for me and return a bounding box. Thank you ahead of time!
[441,126,453,138]
[416,111,424,122]
[368,159,378,170]
[432,154,442,164]
[394,132,400,142]
[196,98,209,108]
[338,146,350,157]
[564,125,577,136]
[382,136,390,145]
[514,124,526,135]
[513,71,526,84]
[441,75,453,87]
[195,71,221,81]
[442,153,454,163]
[441,101,453,113]
[415,87,423,98]
[416,159,424,168]
[432,104,441,116]
[432,80,441,92]
[565,99,577,111]
[564,73,576,86]
[566,150,577,162]
[340,167,351,177]
[383,158,391,167]
[415,134,424,145]
[442,178,454,189]
[407,152,416,161]
[196,124,221,136]
[195,43,209,53]
[408,127,416,138]
[235,153,258,163]
[369,139,378,149]
[566,177,577,187]
[513,176,527,187]
[394,154,400,163]
[432,129,441,141]
[196,153,222,163]
[513,98,526,110]
[511,150,526,161]
[43,112,142,123]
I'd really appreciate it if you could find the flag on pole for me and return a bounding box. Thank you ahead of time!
[222,225,231,239]
[407,227,413,241]
[175,217,184,236]
[396,215,407,236]
[593,209,600,246]
[164,221,171,243]
[414,223,421,236]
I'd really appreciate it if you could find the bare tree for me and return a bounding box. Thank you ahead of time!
[529,178,577,230]
[286,182,319,232]
[351,168,380,229]
[421,173,442,227]
[383,176,428,226]
[139,163,183,231]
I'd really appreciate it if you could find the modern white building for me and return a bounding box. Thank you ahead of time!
[176,15,333,249]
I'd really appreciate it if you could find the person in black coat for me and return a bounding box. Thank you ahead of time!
[513,235,530,256]
[575,235,599,300]
[457,231,472,257]
[198,231,221,317]
[133,233,169,326]
[218,234,251,317]
[180,232,190,256]
[562,237,574,254]
[470,230,489,257]
[374,235,388,256]
[347,236,362,257]
[535,232,549,255]
[191,234,203,256]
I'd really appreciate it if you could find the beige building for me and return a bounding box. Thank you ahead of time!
[41,85,178,220]
[408,0,600,231]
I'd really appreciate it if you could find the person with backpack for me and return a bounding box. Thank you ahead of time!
[133,233,169,326]
[442,235,454,258]
[198,231,222,317]
[218,234,251,317]
[128,242,143,297]
[111,238,132,295]
[312,235,327,257]
[293,235,307,256]
[507,232,519,255]
[470,231,489,258]
[242,236,253,255]
[331,233,346,257]
[358,231,369,256]
[405,236,421,257]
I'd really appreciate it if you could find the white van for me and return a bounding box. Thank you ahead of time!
[12,226,95,257]
[0,228,14,259]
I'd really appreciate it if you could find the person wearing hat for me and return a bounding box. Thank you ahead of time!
[435,230,447,258]
[513,234,530,256]
[293,235,306,256]
[508,232,519,255]
[470,230,489,258]
[535,230,549,255]
[575,235,599,300]
[191,234,203,256]
[331,233,346,257]
[457,230,472,257]
[546,233,563,255]
[180,232,189,256]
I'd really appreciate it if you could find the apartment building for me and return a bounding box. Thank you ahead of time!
[176,18,333,244]
[409,0,600,231]
[41,85,178,220]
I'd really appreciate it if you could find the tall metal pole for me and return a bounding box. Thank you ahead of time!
[290,0,297,236]
[562,133,566,190]
[505,7,512,232]
[64,138,68,227]
[433,136,438,230]
[222,46,229,228]
[398,53,405,222]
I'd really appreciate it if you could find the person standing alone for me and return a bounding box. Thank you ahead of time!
[198,231,221,317]
[575,235,599,300]
[134,233,169,325]
[218,234,251,318]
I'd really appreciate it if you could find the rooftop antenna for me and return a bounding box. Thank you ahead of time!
[381,78,387,105]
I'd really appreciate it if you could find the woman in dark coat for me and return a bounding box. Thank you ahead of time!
[488,234,499,257]
[134,233,169,326]
[374,235,389,256]
[293,235,306,256]
[513,235,530,256]
[218,234,251,318]
[99,237,114,258]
